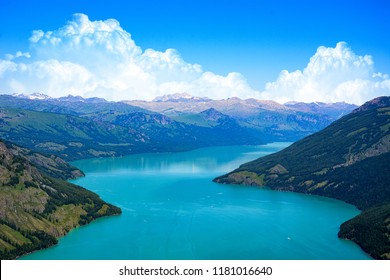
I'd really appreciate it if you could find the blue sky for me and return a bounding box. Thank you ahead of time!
[0,0,389,104]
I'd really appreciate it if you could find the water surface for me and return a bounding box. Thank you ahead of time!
[22,143,370,259]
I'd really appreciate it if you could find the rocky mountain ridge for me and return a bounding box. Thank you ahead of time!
[126,94,357,143]
[126,93,356,117]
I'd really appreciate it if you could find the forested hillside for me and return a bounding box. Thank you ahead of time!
[0,140,121,259]
[215,96,390,259]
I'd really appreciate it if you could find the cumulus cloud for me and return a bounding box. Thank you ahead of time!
[158,72,259,100]
[0,14,388,104]
[4,51,31,60]
[0,13,255,101]
[261,42,390,104]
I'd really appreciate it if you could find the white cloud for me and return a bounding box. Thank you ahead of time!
[0,59,96,96]
[30,14,141,61]
[0,14,388,104]
[0,60,17,76]
[372,72,389,79]
[158,72,259,100]
[4,51,31,60]
[1,13,254,101]
[139,48,203,83]
[261,42,390,104]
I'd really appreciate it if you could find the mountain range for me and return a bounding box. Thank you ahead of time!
[214,96,390,259]
[0,93,356,161]
[126,93,356,141]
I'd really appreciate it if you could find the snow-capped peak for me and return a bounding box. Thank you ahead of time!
[153,93,210,102]
[11,93,29,98]
[28,92,52,100]
[11,92,52,100]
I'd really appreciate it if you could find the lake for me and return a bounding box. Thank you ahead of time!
[21,143,370,259]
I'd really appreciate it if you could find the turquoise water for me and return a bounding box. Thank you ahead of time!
[22,143,370,259]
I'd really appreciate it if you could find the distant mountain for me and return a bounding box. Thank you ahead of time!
[0,93,357,161]
[2,94,143,116]
[284,101,357,119]
[0,97,265,160]
[200,108,228,123]
[214,96,390,259]
[127,94,356,117]
[56,94,109,104]
[153,93,211,102]
[57,95,90,103]
[108,109,264,150]
[12,92,52,100]
[12,93,110,103]
[0,139,121,259]
[125,95,357,141]
[128,95,291,115]
[171,107,241,128]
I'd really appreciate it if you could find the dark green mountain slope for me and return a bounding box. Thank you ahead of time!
[5,140,84,180]
[338,203,390,260]
[0,107,141,161]
[110,109,264,149]
[0,140,121,259]
[214,96,390,259]
[0,106,267,161]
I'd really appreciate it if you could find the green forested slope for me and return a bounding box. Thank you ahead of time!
[0,106,267,161]
[214,96,390,259]
[0,140,121,259]
[338,204,390,260]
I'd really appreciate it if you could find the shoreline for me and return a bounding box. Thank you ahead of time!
[16,212,121,260]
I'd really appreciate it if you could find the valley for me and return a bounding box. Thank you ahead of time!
[0,92,388,259]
